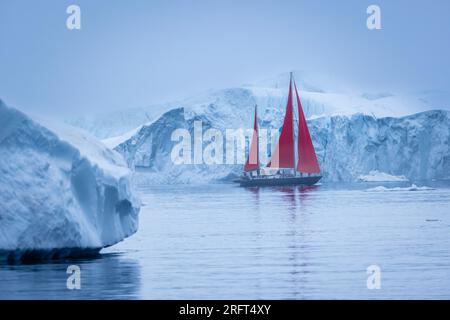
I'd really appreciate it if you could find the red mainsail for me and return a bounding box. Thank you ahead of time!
[267,76,295,168]
[244,105,259,171]
[294,81,321,173]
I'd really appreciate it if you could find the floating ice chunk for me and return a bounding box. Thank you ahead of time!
[366,184,435,192]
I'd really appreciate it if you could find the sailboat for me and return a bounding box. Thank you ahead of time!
[237,72,322,187]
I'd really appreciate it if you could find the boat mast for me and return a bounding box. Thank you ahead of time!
[244,104,260,174]
[290,72,298,176]
[255,104,260,174]
[266,73,295,170]
[293,76,301,176]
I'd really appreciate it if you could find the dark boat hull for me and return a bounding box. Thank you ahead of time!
[237,175,322,187]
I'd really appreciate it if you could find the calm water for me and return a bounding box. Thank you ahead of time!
[1,182,450,299]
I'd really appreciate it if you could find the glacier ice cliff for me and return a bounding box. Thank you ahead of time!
[0,100,140,262]
[113,103,450,184]
[64,72,450,184]
[310,110,450,181]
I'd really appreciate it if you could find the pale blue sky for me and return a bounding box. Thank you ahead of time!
[1,0,449,117]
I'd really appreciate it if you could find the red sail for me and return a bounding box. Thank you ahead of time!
[267,77,295,168]
[244,105,259,171]
[294,81,321,173]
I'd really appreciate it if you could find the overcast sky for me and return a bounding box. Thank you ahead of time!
[1,0,449,117]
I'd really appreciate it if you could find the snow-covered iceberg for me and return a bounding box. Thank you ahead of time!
[67,71,450,139]
[0,100,140,262]
[63,71,450,185]
[112,105,450,184]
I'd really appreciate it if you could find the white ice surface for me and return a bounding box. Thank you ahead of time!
[366,184,435,192]
[0,100,140,256]
[67,71,450,139]
[358,170,409,182]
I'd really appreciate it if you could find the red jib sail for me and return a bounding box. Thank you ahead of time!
[267,76,295,168]
[244,105,259,171]
[294,81,321,173]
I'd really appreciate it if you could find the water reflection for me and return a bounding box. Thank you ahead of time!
[275,186,297,211]
[275,185,321,298]
[243,184,322,298]
[245,186,260,202]
[298,184,320,194]
[243,184,321,217]
[0,253,141,299]
[298,185,319,208]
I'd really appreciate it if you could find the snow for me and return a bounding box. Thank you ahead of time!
[0,100,140,261]
[366,184,435,192]
[102,125,144,149]
[66,71,450,139]
[358,170,409,182]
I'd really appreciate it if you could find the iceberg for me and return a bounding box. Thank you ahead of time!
[0,100,140,262]
[63,71,450,185]
[67,71,450,140]
[112,106,450,184]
